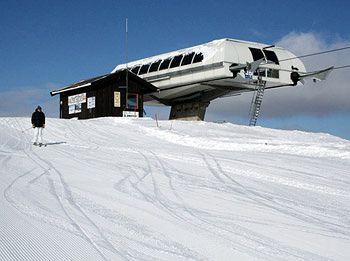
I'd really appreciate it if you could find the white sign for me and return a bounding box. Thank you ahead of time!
[69,105,75,114]
[68,93,86,105]
[114,92,121,107]
[123,111,139,118]
[87,96,95,109]
[68,104,82,114]
[244,71,253,80]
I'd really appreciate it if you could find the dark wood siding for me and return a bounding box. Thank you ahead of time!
[60,76,145,119]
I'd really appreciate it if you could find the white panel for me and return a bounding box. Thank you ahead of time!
[87,97,95,109]
[68,93,86,105]
[123,111,139,117]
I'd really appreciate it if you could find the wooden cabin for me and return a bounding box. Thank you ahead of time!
[50,70,158,119]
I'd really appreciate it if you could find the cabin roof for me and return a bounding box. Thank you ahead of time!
[50,69,159,96]
[113,38,285,72]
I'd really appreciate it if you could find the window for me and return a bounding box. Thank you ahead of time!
[149,60,161,72]
[181,52,195,66]
[193,52,203,63]
[139,64,151,75]
[253,69,266,77]
[267,69,279,78]
[170,55,183,68]
[249,47,264,61]
[159,58,171,70]
[127,93,138,110]
[131,66,140,74]
[263,50,279,64]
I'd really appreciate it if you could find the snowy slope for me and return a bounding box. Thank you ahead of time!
[0,117,350,261]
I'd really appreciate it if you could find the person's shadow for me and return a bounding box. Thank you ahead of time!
[45,142,67,146]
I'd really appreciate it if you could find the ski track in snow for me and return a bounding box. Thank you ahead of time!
[0,117,350,260]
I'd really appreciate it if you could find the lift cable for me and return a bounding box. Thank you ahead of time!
[279,46,350,62]
[266,64,350,74]
[333,64,350,70]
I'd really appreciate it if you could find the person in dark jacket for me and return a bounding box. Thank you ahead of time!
[31,106,45,145]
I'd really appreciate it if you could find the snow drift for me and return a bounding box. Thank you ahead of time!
[0,117,349,260]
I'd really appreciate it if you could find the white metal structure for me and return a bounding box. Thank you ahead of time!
[113,39,304,100]
[112,38,332,121]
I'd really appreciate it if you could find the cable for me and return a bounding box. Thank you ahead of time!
[261,64,350,74]
[334,65,350,70]
[308,64,350,72]
[279,46,350,62]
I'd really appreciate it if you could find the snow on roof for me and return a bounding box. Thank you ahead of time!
[112,38,226,72]
[50,70,158,96]
[112,38,284,72]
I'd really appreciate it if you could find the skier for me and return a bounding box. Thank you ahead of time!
[31,106,45,146]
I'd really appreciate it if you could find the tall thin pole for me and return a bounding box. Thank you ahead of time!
[125,18,129,109]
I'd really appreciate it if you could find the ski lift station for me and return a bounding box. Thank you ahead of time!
[51,38,332,123]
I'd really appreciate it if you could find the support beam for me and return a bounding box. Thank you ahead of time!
[169,102,210,121]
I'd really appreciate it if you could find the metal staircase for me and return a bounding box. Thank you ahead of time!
[249,79,266,126]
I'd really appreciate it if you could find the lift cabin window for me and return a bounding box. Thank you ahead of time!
[169,55,183,68]
[139,64,151,75]
[181,52,195,66]
[159,58,171,70]
[127,93,138,110]
[131,66,140,74]
[254,69,266,77]
[249,48,265,61]
[267,69,279,78]
[263,50,279,64]
[192,52,203,63]
[149,60,161,72]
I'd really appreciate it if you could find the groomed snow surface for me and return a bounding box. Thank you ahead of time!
[1,117,350,261]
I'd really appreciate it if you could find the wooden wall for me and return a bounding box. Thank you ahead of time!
[59,77,144,119]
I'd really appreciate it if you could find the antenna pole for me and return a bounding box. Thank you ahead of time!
[125,18,129,109]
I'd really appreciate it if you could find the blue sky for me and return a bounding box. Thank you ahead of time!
[1,0,350,139]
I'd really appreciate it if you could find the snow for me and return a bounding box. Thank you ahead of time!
[112,38,288,73]
[112,39,225,72]
[1,117,350,260]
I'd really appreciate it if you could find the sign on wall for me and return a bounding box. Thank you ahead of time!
[87,96,96,109]
[114,92,121,107]
[123,111,139,118]
[244,71,253,80]
[69,104,82,114]
[68,93,86,106]
[68,105,75,114]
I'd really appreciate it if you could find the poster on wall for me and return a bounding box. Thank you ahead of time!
[68,104,82,114]
[68,93,86,105]
[74,103,82,113]
[69,105,75,114]
[114,92,120,107]
[87,96,96,109]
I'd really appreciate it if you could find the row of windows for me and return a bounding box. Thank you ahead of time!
[128,47,279,78]
[130,52,204,76]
